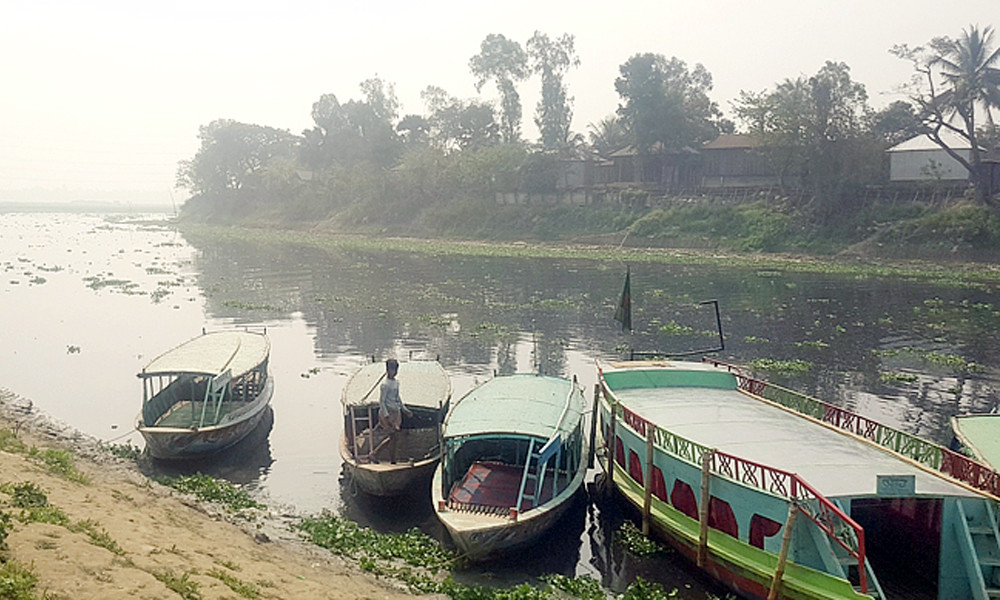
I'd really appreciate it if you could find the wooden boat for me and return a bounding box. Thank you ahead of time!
[596,357,1000,600]
[340,360,450,496]
[432,374,588,560]
[951,413,1000,469]
[136,330,273,460]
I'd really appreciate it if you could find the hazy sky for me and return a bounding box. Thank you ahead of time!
[1,1,995,204]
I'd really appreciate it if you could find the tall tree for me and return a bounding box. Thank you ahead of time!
[614,53,722,154]
[176,119,296,198]
[469,34,529,144]
[893,24,1000,203]
[526,31,580,150]
[421,86,500,152]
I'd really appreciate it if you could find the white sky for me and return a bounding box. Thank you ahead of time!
[1,0,995,204]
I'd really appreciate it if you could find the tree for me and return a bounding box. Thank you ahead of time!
[421,86,500,152]
[469,34,529,144]
[587,114,629,155]
[526,31,580,150]
[615,53,722,154]
[733,61,877,196]
[176,119,297,198]
[893,24,1000,203]
[871,100,923,147]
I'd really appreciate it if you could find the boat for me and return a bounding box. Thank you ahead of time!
[432,374,588,560]
[340,360,450,496]
[136,330,273,460]
[951,413,1000,469]
[596,356,1000,600]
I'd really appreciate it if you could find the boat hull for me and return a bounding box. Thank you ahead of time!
[432,458,586,560]
[138,377,273,460]
[339,434,438,496]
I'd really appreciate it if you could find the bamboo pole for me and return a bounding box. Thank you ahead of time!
[767,504,799,600]
[588,384,600,469]
[697,449,714,568]
[642,425,655,535]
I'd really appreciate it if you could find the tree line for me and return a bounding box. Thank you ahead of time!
[176,24,1000,225]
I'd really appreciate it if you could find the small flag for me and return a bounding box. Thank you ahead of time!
[614,267,632,333]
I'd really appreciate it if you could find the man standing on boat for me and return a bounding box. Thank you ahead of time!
[377,358,412,462]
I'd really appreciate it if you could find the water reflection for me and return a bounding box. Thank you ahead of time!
[5,212,1000,597]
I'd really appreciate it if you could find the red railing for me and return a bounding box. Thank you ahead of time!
[605,388,868,593]
[703,357,1000,499]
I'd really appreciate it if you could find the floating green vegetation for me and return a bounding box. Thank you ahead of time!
[69,519,125,556]
[145,266,172,275]
[150,288,171,303]
[540,574,605,600]
[621,577,680,599]
[152,569,202,600]
[297,512,451,568]
[657,322,694,337]
[880,371,920,384]
[533,298,578,310]
[27,276,46,285]
[27,447,89,484]
[207,567,260,599]
[221,300,278,311]
[747,358,813,375]
[795,340,830,350]
[0,559,42,600]
[743,336,770,344]
[873,347,983,373]
[157,474,261,511]
[101,441,141,461]
[419,313,455,327]
[83,275,141,294]
[36,265,62,273]
[179,224,1000,291]
[614,520,663,557]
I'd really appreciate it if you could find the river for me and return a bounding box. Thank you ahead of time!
[2,209,999,597]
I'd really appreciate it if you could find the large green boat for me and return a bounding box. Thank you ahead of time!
[597,357,1000,600]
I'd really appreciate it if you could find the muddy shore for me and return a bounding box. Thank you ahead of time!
[0,388,430,600]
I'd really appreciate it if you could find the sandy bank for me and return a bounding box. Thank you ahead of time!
[0,388,428,600]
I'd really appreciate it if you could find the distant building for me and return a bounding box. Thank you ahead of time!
[607,143,700,188]
[700,134,784,188]
[887,131,978,182]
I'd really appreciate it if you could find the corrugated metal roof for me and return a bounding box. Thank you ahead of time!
[341,360,450,408]
[702,133,761,150]
[140,331,269,378]
[444,374,584,441]
[888,130,976,152]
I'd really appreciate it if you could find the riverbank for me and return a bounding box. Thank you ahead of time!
[0,388,425,600]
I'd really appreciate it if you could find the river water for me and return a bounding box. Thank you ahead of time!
[3,210,1000,596]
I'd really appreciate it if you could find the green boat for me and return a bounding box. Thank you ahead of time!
[597,357,1000,600]
[432,374,588,560]
[952,413,1000,470]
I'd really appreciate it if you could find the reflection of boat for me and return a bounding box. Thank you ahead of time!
[597,357,1000,600]
[340,360,450,496]
[432,374,588,560]
[136,330,273,460]
[951,413,1000,469]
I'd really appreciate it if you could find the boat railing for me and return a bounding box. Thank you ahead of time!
[606,387,869,594]
[703,357,1000,498]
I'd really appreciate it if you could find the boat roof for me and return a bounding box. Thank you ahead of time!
[601,362,982,499]
[952,414,1000,470]
[444,374,584,441]
[140,331,269,378]
[342,360,450,409]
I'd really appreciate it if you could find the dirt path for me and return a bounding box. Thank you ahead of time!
[0,388,429,600]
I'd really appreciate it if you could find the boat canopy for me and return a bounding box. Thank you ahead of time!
[342,360,450,409]
[444,374,583,441]
[952,414,1000,469]
[605,371,982,499]
[139,331,269,379]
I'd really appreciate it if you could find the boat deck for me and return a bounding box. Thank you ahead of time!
[449,461,555,512]
[616,386,980,499]
[153,400,243,428]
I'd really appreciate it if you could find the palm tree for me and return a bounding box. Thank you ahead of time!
[926,24,1000,201]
